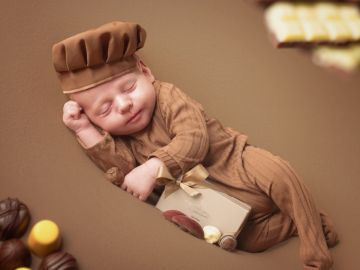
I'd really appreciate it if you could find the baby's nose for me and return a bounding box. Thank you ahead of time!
[115,95,133,113]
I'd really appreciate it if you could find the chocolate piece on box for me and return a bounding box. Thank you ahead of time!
[265,2,360,47]
[203,225,222,244]
[163,210,204,239]
[162,210,186,221]
[171,214,205,239]
[218,234,237,251]
[312,44,360,73]
[0,239,32,270]
[0,197,31,240]
[27,220,62,257]
[39,251,78,270]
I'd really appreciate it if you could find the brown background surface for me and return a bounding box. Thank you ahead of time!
[1,1,359,269]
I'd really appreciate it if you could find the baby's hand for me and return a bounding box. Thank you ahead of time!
[122,158,164,201]
[63,100,92,134]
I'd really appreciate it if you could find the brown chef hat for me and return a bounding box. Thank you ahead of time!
[52,21,146,94]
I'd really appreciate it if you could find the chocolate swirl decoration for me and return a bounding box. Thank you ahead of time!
[39,251,78,270]
[0,239,32,270]
[0,198,31,240]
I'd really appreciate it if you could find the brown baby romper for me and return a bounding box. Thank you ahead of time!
[79,80,337,270]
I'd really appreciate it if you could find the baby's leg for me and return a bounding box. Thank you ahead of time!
[237,210,297,252]
[237,210,338,251]
[242,146,334,270]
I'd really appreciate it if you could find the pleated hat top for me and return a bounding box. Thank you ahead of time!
[52,21,146,94]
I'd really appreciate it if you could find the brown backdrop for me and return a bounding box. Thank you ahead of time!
[1,1,359,269]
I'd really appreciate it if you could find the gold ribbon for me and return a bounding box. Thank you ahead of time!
[156,164,210,198]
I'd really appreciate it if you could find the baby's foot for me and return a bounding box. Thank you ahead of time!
[320,212,339,248]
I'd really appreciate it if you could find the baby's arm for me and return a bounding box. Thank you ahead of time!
[149,83,210,178]
[121,157,164,201]
[63,100,136,187]
[63,101,104,148]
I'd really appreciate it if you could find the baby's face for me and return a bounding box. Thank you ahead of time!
[70,64,156,135]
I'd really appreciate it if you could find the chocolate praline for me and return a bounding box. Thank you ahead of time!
[0,197,31,240]
[0,239,32,270]
[39,251,78,270]
[218,234,237,251]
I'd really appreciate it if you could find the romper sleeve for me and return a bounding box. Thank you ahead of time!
[149,82,209,178]
[77,131,136,187]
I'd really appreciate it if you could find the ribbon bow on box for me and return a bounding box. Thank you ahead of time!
[156,164,210,198]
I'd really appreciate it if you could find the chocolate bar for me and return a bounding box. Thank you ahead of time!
[312,44,360,73]
[249,0,360,6]
[265,2,360,47]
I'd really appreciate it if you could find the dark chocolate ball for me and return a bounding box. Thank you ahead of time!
[0,239,32,270]
[39,251,78,270]
[0,197,31,240]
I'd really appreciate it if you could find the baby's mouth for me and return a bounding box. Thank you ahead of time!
[126,110,141,124]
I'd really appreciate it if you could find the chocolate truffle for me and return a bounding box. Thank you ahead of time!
[39,251,78,270]
[218,234,237,251]
[0,197,31,240]
[203,225,222,244]
[27,220,62,257]
[0,239,32,270]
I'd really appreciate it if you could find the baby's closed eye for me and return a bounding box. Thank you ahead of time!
[97,102,112,116]
[123,82,136,93]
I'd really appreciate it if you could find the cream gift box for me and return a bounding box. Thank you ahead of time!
[155,165,251,238]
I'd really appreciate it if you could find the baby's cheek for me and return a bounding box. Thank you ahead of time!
[108,118,128,134]
[90,116,110,131]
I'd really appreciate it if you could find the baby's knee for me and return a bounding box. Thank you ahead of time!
[267,159,306,196]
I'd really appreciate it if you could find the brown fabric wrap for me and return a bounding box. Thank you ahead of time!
[52,21,146,94]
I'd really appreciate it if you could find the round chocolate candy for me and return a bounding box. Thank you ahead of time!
[0,197,31,240]
[39,251,78,270]
[203,225,222,244]
[0,239,32,270]
[218,234,237,251]
[27,220,62,257]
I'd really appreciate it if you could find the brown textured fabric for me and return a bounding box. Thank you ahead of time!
[80,80,336,270]
[237,146,333,270]
[52,21,146,94]
[81,80,249,186]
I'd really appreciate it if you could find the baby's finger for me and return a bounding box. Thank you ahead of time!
[65,101,82,114]
[63,100,78,111]
[70,109,81,120]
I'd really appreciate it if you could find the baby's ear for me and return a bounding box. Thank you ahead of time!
[137,59,155,83]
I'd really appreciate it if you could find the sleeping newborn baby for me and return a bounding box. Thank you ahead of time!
[53,21,338,270]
